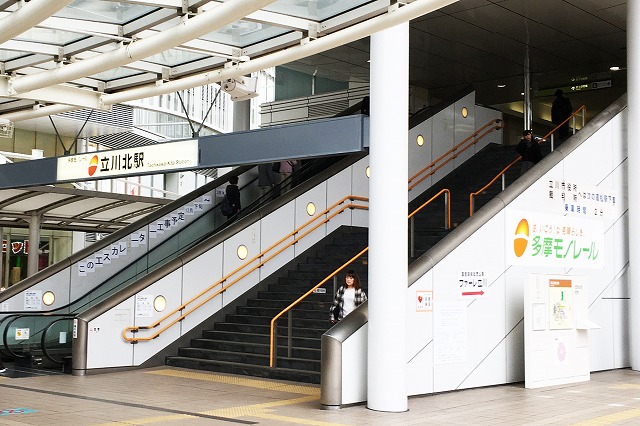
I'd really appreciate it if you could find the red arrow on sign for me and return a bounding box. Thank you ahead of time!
[462,290,484,296]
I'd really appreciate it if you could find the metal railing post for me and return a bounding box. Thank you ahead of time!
[333,275,338,297]
[501,174,505,191]
[287,310,293,358]
[272,322,278,368]
[444,191,450,229]
[582,108,585,128]
[470,195,475,217]
[572,115,576,135]
[550,134,555,152]
[410,216,415,257]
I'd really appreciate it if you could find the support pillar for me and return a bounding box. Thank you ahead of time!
[27,212,41,277]
[628,0,640,371]
[523,49,532,131]
[367,22,408,412]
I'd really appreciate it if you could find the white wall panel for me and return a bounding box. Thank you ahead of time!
[351,158,370,198]
[452,93,476,168]
[612,214,629,295]
[406,270,433,359]
[406,344,434,396]
[86,298,135,369]
[430,105,455,185]
[180,243,224,331]
[294,184,328,255]
[475,106,503,148]
[612,270,630,368]
[611,111,627,167]
[459,339,507,390]
[132,269,183,364]
[258,201,296,279]
[588,286,615,371]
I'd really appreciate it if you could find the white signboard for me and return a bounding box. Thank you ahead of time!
[458,271,486,299]
[135,294,154,318]
[15,328,30,340]
[56,140,199,181]
[507,210,604,269]
[416,291,432,312]
[24,290,42,311]
[434,301,467,364]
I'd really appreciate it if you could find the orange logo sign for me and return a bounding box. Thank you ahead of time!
[513,218,529,257]
[88,155,99,176]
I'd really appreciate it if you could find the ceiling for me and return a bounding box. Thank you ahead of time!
[0,185,171,233]
[0,0,628,135]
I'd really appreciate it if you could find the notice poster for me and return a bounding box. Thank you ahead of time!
[548,279,573,330]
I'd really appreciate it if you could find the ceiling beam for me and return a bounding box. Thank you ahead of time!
[102,0,460,105]
[0,0,74,44]
[8,0,277,95]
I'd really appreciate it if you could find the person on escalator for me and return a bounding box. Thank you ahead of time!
[551,89,573,141]
[330,270,367,323]
[224,175,241,220]
[516,129,543,176]
[278,160,297,193]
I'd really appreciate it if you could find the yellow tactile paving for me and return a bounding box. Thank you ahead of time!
[147,368,320,396]
[611,383,640,389]
[569,408,640,426]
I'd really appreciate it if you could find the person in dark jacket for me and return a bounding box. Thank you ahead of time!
[516,130,543,176]
[551,89,573,141]
[224,175,241,219]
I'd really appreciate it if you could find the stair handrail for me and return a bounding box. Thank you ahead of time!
[121,195,370,343]
[269,188,451,367]
[408,119,504,192]
[469,105,587,216]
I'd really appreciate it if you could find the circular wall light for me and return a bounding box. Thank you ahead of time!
[416,134,424,146]
[237,244,248,260]
[306,202,316,216]
[366,166,370,178]
[42,291,55,306]
[154,295,167,312]
[461,107,469,118]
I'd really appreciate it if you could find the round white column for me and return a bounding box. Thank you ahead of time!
[627,0,640,371]
[367,21,408,412]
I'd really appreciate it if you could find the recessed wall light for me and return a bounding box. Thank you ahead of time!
[416,135,424,146]
[306,202,316,216]
[43,291,55,306]
[610,66,620,71]
[497,84,506,88]
[366,166,370,178]
[154,295,167,312]
[237,245,248,260]
[461,107,468,118]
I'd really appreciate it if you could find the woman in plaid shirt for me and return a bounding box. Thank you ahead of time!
[330,270,367,323]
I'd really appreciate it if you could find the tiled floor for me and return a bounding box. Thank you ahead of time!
[1,365,640,425]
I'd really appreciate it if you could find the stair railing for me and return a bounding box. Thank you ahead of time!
[408,119,504,192]
[469,106,587,217]
[121,195,369,343]
[269,188,451,368]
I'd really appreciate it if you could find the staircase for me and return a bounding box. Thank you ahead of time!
[166,143,525,383]
[166,226,369,383]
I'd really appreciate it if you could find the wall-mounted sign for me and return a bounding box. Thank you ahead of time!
[507,210,604,269]
[56,139,199,181]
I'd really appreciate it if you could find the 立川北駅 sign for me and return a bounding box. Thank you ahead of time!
[507,210,604,269]
[56,140,199,181]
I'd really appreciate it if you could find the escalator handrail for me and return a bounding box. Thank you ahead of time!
[0,164,255,302]
[41,316,75,366]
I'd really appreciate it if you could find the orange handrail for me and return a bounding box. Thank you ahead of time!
[408,119,504,192]
[122,195,369,342]
[469,105,586,216]
[269,188,451,367]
